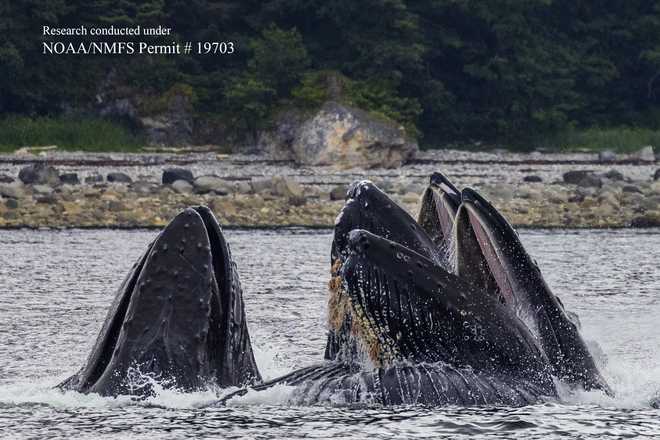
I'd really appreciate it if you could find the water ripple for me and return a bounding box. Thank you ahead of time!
[0,228,659,439]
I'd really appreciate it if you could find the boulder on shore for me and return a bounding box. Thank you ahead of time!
[107,172,132,183]
[329,184,347,200]
[285,102,418,169]
[60,173,80,185]
[18,163,60,186]
[162,168,194,185]
[171,179,193,194]
[563,170,602,188]
[598,150,617,162]
[0,182,25,199]
[631,146,655,162]
[603,169,624,181]
[193,175,231,194]
[85,174,104,184]
[630,212,660,227]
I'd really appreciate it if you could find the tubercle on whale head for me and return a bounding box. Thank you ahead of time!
[332,179,441,265]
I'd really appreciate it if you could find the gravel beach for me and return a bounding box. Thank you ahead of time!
[0,149,658,229]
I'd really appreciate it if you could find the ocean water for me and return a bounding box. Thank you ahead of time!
[0,228,659,439]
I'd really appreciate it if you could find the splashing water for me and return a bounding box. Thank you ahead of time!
[1,228,660,439]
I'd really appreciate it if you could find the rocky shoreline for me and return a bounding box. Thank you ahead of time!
[0,151,658,229]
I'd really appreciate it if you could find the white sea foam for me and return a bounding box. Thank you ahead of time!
[554,356,660,409]
[4,349,660,411]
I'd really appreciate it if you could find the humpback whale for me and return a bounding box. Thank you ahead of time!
[59,174,610,405]
[454,187,610,393]
[60,206,260,396]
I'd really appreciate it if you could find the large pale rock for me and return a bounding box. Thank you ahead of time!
[131,181,158,195]
[193,175,231,194]
[290,102,417,169]
[631,145,655,162]
[171,179,193,194]
[250,177,273,194]
[0,182,26,199]
[233,181,253,194]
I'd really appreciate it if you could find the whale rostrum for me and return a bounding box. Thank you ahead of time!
[59,206,260,396]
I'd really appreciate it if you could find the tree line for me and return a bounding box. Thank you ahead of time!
[1,0,660,147]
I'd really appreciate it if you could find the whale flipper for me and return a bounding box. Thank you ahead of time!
[60,206,260,395]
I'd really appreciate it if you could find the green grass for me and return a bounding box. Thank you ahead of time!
[0,116,145,152]
[530,126,660,153]
[2,115,658,155]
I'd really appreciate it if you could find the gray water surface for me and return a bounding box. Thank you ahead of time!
[0,228,659,439]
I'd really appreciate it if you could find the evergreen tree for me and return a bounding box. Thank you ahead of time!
[2,0,660,145]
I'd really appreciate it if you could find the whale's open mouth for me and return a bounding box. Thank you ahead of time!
[453,189,612,394]
[454,189,530,327]
[326,180,538,369]
[60,206,260,395]
[418,172,461,252]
